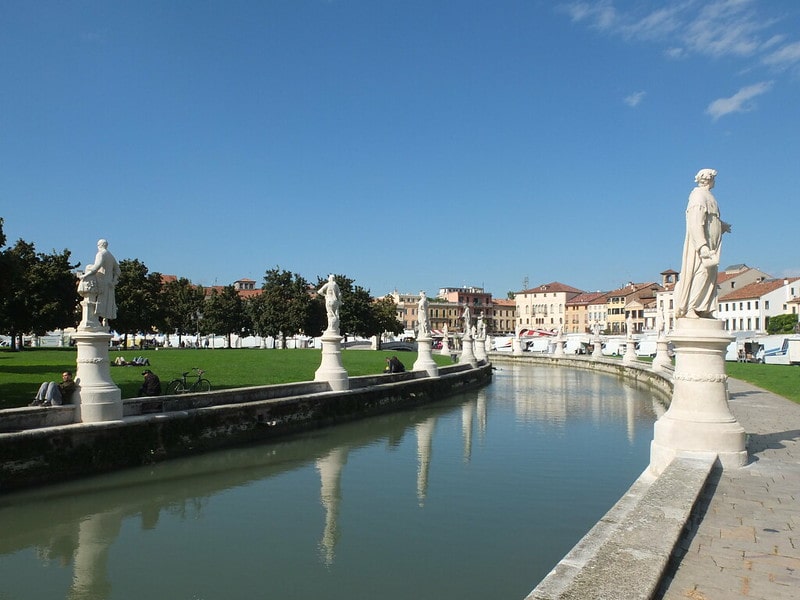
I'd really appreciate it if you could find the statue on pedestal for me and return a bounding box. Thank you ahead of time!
[318,274,342,334]
[417,291,431,337]
[77,239,121,328]
[675,169,731,319]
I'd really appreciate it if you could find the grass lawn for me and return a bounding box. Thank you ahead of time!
[3,349,797,409]
[724,362,800,404]
[0,348,452,409]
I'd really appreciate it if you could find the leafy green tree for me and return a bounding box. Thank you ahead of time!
[160,277,205,347]
[255,267,313,348]
[203,285,249,348]
[0,236,79,350]
[767,313,798,334]
[372,296,404,343]
[114,259,164,345]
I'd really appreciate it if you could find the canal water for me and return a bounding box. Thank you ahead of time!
[0,364,664,600]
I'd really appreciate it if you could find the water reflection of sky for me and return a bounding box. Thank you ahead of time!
[0,364,663,600]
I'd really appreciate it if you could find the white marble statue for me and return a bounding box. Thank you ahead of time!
[417,291,431,337]
[462,306,471,333]
[318,274,342,334]
[476,312,486,338]
[675,169,731,319]
[78,239,121,325]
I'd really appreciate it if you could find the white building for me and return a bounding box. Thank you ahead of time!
[719,277,800,333]
[514,282,584,332]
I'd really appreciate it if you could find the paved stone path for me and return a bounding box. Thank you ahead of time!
[656,378,800,600]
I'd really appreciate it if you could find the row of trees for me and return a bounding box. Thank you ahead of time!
[0,219,403,349]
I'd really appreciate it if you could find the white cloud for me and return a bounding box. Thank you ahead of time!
[705,81,773,120]
[624,91,646,107]
[563,0,798,63]
[762,40,800,69]
[664,46,687,59]
[561,1,617,31]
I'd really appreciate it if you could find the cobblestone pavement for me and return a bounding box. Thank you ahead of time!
[656,378,800,600]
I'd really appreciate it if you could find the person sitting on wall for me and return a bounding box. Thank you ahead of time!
[384,356,406,373]
[30,371,76,407]
[139,369,162,397]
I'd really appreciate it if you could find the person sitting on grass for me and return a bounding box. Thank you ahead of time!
[31,371,76,407]
[139,369,162,397]
[384,356,406,373]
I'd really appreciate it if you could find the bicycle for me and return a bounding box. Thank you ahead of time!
[166,368,211,395]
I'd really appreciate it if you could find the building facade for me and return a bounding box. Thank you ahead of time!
[514,282,584,332]
[719,277,800,333]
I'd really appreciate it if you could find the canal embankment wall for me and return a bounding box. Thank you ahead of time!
[489,352,674,403]
[0,362,492,492]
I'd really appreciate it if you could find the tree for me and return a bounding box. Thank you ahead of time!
[203,285,249,348]
[160,277,205,347]
[767,313,798,334]
[372,295,404,344]
[114,259,164,345]
[0,236,79,350]
[254,268,313,348]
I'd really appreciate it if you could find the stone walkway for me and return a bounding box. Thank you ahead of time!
[656,378,800,599]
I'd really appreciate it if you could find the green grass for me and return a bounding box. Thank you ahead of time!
[4,349,797,409]
[0,348,452,409]
[725,362,800,404]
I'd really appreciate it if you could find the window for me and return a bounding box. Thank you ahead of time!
[765,300,770,309]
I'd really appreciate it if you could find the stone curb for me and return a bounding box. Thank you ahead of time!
[527,455,716,600]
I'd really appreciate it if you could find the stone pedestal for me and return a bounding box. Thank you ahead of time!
[474,336,487,361]
[623,336,638,364]
[553,337,566,357]
[651,335,672,373]
[439,335,450,356]
[592,338,603,359]
[650,318,747,475]
[314,332,349,391]
[460,333,478,366]
[512,337,523,356]
[413,336,439,376]
[73,329,123,423]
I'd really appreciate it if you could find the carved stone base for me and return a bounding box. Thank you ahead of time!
[314,333,349,391]
[413,336,439,376]
[650,318,747,475]
[592,337,603,359]
[474,336,487,361]
[73,330,122,423]
[622,337,638,364]
[460,334,477,366]
[651,335,672,373]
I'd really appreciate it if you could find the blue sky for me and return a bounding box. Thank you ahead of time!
[2,0,799,299]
